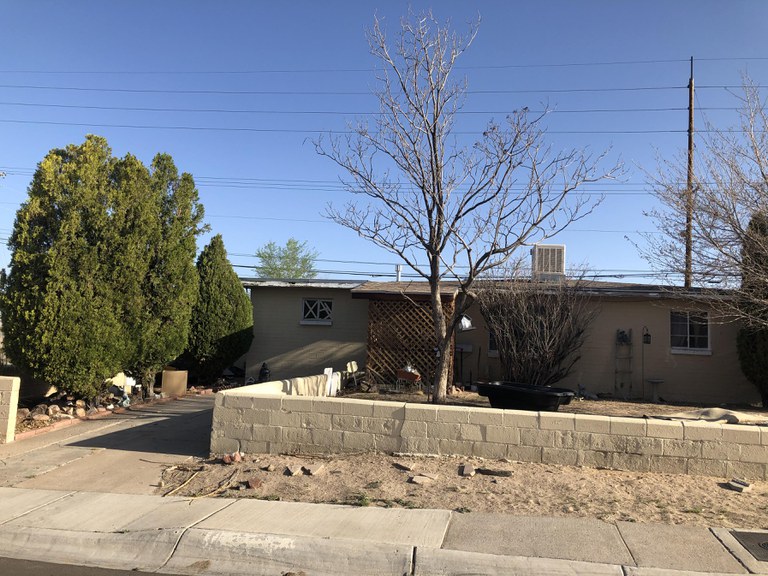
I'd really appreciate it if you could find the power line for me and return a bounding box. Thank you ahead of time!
[0,118,692,135]
[0,83,685,96]
[0,100,695,115]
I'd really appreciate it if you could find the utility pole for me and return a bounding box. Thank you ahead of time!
[684,56,695,289]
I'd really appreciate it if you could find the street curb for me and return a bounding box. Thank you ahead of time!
[162,528,414,576]
[0,525,182,572]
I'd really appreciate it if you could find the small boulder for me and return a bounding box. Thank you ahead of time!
[460,464,476,477]
[75,407,87,418]
[47,404,61,416]
[247,477,263,489]
[32,414,50,422]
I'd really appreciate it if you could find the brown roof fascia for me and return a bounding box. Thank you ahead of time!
[351,280,458,302]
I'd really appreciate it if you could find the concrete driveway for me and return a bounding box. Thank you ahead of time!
[0,395,213,494]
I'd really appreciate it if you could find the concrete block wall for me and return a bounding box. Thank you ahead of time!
[210,390,768,479]
[0,376,21,444]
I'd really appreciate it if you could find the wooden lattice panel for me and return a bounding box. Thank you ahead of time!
[365,299,454,389]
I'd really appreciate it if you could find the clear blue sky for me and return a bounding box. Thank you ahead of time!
[1,1,767,282]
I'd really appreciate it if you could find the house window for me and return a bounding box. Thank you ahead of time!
[670,311,709,353]
[301,298,333,325]
[488,330,499,358]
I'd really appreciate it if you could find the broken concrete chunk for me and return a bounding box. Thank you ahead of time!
[409,475,435,485]
[476,468,512,477]
[728,478,752,492]
[393,462,416,472]
[460,464,476,477]
[303,464,325,476]
[285,465,304,477]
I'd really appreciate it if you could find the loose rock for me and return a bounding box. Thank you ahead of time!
[303,464,325,476]
[410,475,435,485]
[285,465,303,477]
[261,464,276,472]
[31,414,50,422]
[394,462,416,472]
[247,477,263,489]
[460,464,476,477]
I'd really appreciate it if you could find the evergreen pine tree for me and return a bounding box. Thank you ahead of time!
[189,235,254,384]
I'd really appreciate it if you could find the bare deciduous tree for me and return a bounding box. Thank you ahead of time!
[640,79,768,326]
[476,276,598,387]
[316,11,619,403]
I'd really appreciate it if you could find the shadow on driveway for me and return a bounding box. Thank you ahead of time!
[67,397,213,457]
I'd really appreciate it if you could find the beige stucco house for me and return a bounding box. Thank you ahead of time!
[240,278,760,407]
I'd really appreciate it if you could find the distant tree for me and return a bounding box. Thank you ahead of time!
[476,276,597,387]
[189,235,254,384]
[316,11,618,402]
[125,155,206,390]
[254,238,318,279]
[0,136,129,397]
[736,211,768,407]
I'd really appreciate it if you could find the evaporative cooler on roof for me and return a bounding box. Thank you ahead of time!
[531,244,566,281]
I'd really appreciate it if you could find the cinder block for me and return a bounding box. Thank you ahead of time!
[310,428,343,448]
[627,437,664,456]
[739,444,768,464]
[373,434,402,454]
[762,426,768,446]
[683,421,723,441]
[249,395,283,411]
[726,461,767,481]
[426,422,462,441]
[312,397,345,415]
[662,439,701,459]
[300,412,333,430]
[577,450,611,468]
[687,458,727,478]
[520,428,555,448]
[342,431,376,451]
[553,431,591,450]
[507,445,542,463]
[472,442,508,459]
[251,425,282,443]
[340,398,375,417]
[468,408,505,426]
[573,414,611,434]
[650,456,687,474]
[611,453,651,473]
[542,448,578,466]
[721,424,762,445]
[404,404,439,422]
[240,440,270,454]
[589,434,613,452]
[503,410,539,428]
[214,393,225,407]
[364,417,400,437]
[400,437,440,454]
[219,421,251,441]
[539,412,576,431]
[281,427,312,444]
[438,439,474,456]
[436,405,470,424]
[400,420,427,438]
[701,440,740,461]
[646,420,684,440]
[283,396,314,413]
[459,424,484,442]
[331,414,364,432]
[485,426,520,445]
[609,417,646,437]
[269,410,302,428]
[214,406,243,425]
[372,401,406,420]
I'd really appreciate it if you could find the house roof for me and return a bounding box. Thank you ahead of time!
[239,278,365,290]
[238,277,730,302]
[350,280,459,301]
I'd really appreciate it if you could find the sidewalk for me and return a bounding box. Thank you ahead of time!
[0,396,766,575]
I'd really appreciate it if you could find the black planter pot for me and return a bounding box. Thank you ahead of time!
[475,381,575,411]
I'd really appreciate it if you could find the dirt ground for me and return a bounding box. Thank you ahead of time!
[158,392,768,529]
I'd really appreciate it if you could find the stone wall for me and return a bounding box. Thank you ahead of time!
[0,376,21,444]
[210,389,768,479]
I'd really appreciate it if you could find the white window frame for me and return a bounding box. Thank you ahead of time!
[300,298,333,326]
[670,310,711,355]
